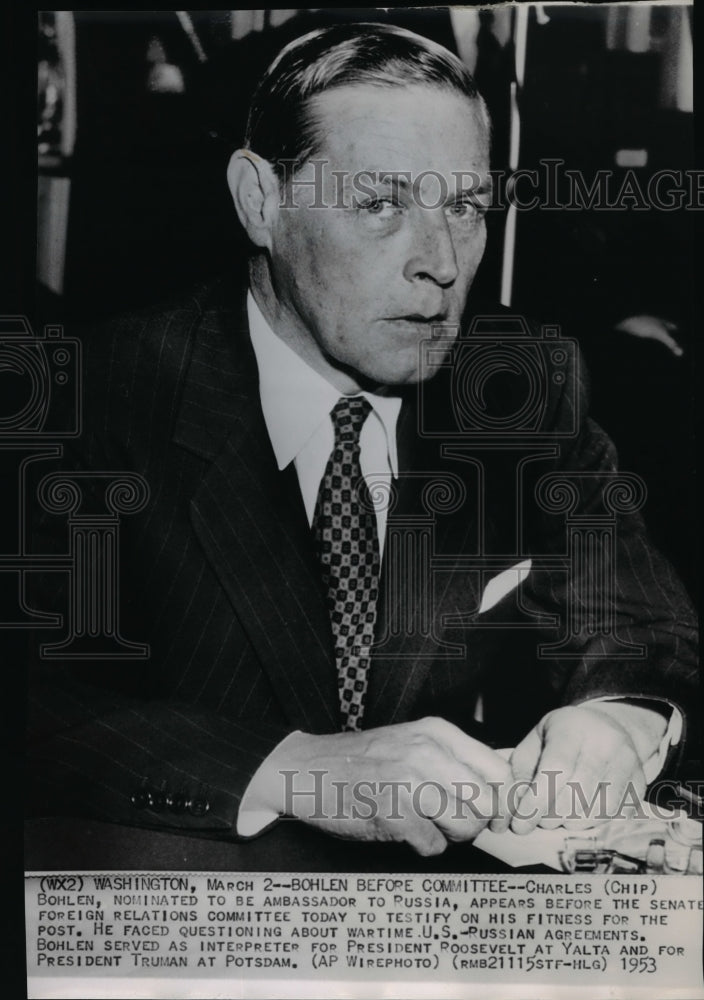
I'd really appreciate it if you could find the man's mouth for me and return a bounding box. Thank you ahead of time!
[390,313,445,322]
[386,314,454,338]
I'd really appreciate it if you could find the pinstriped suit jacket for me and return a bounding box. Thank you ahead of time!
[27,277,698,838]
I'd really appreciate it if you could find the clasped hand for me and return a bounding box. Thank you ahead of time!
[257,704,665,855]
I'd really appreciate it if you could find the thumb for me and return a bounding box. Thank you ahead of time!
[510,725,543,785]
[489,726,542,833]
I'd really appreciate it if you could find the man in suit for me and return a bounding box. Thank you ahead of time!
[28,23,697,857]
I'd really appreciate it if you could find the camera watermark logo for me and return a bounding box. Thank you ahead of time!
[417,315,578,440]
[356,314,649,660]
[0,317,80,438]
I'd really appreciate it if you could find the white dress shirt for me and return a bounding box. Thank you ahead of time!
[248,291,402,550]
[237,292,681,836]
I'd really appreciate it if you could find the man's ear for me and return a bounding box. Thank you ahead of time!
[227,150,280,250]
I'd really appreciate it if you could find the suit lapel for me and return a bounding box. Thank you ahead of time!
[363,398,482,728]
[173,285,339,733]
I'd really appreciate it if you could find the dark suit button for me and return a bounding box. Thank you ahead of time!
[130,789,150,810]
[168,792,188,814]
[189,797,209,817]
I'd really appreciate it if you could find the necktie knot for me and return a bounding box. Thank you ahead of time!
[331,396,372,447]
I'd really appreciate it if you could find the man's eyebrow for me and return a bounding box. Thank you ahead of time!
[371,171,494,195]
[334,169,408,192]
[454,174,493,195]
[340,168,494,203]
[366,170,413,189]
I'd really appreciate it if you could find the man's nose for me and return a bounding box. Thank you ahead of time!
[403,209,459,288]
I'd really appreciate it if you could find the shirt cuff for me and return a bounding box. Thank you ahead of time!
[236,730,303,837]
[583,696,683,784]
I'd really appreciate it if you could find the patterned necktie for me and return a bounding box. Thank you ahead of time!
[313,396,380,731]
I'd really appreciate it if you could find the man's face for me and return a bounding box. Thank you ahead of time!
[266,83,491,391]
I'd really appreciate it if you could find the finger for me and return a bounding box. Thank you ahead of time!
[488,727,542,833]
[562,815,611,832]
[509,726,543,784]
[440,771,505,842]
[538,780,579,829]
[451,761,513,836]
[420,717,512,783]
[564,713,642,804]
[401,815,448,857]
[570,755,646,823]
[375,753,466,853]
[546,773,639,831]
[414,720,513,834]
[533,727,644,830]
[510,736,578,835]
[408,751,507,842]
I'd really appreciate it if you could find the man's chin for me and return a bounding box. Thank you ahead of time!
[383,344,455,388]
[323,346,448,393]
[357,362,441,393]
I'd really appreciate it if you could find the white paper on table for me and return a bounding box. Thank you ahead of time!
[471,749,685,871]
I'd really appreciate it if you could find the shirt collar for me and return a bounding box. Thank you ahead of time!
[247,291,401,476]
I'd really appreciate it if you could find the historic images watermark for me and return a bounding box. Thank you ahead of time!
[277,770,704,825]
[272,158,703,212]
[0,315,150,657]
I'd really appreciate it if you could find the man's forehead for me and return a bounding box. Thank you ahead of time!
[309,81,489,167]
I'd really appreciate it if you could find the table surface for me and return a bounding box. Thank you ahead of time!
[25,816,543,873]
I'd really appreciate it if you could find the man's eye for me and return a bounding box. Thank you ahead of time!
[361,197,399,218]
[446,199,483,220]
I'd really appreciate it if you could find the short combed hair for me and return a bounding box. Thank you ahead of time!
[244,21,488,182]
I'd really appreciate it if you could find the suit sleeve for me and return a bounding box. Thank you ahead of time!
[27,658,290,836]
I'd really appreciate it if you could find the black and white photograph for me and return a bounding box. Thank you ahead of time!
[6,3,702,997]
